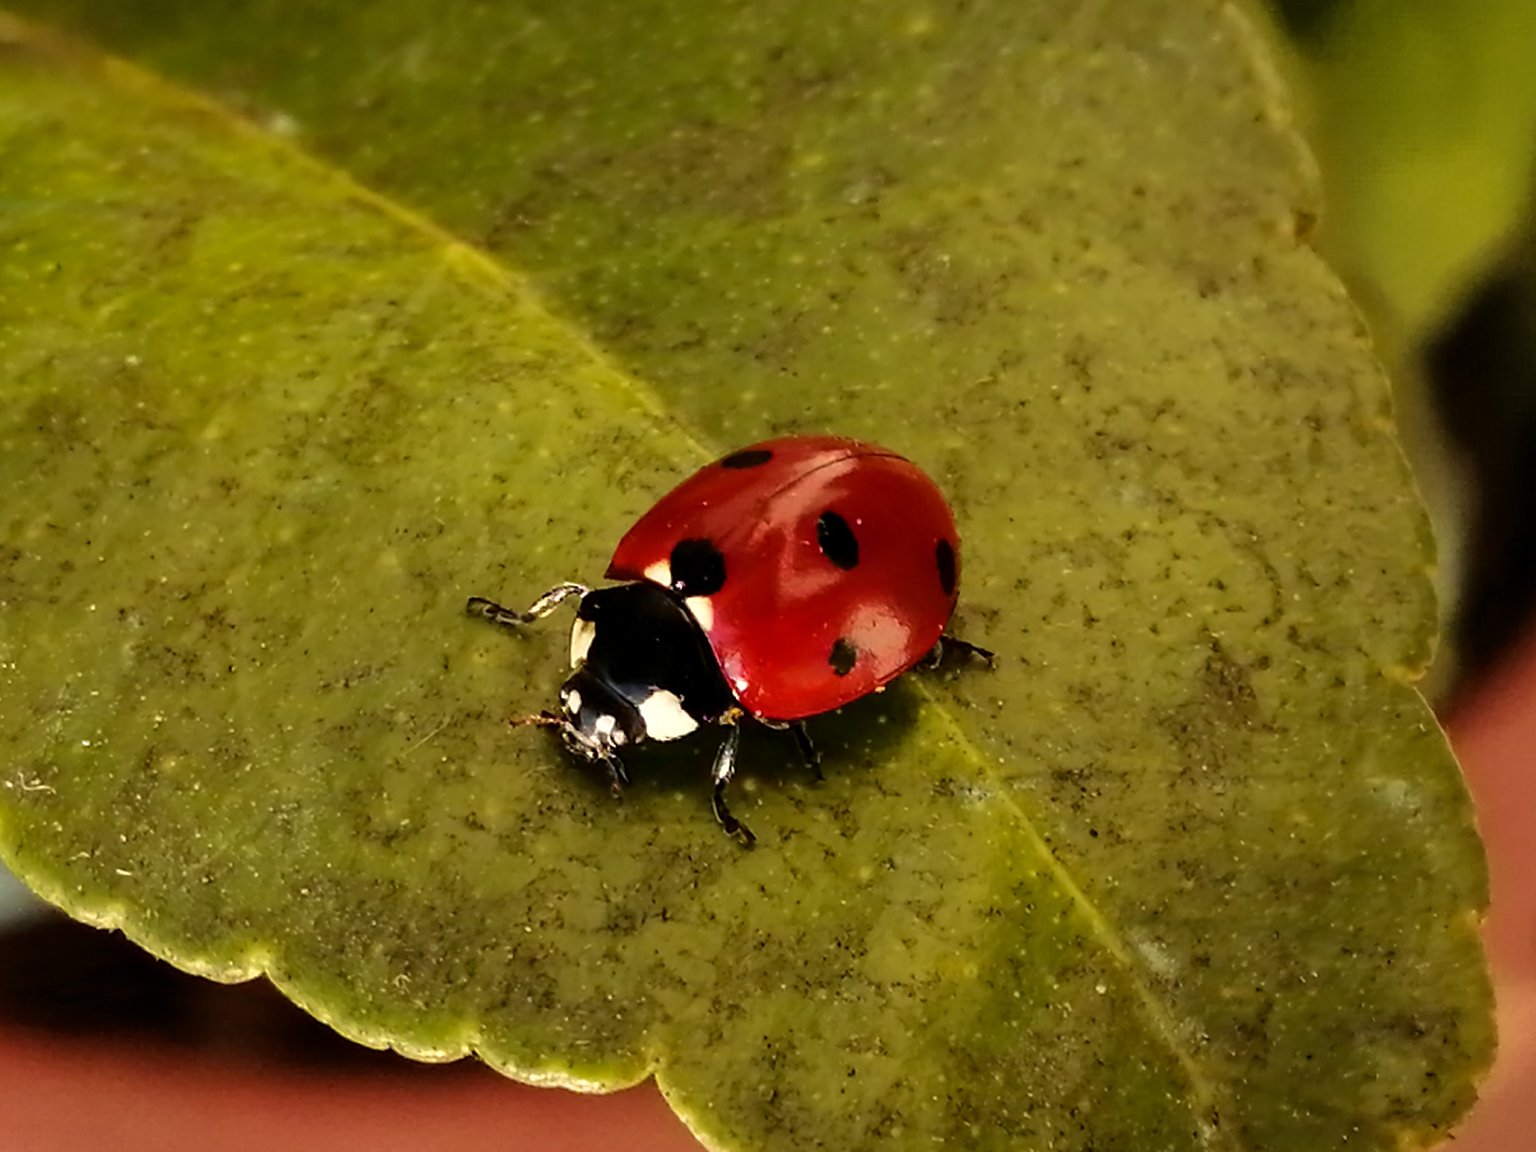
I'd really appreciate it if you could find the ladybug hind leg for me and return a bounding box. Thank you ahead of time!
[761,718,822,780]
[924,634,997,670]
[467,582,589,629]
[790,723,822,779]
[710,723,756,847]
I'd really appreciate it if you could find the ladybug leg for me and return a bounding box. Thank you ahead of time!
[599,753,631,793]
[790,723,823,780]
[759,719,822,780]
[466,583,589,629]
[709,724,756,847]
[924,634,997,670]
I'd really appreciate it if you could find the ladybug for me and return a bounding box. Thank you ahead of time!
[467,435,991,845]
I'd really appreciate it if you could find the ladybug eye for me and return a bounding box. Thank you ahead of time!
[719,448,773,469]
[935,538,957,597]
[816,511,860,570]
[828,637,859,677]
[669,537,727,597]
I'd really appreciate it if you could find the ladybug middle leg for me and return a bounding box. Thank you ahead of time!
[709,723,756,847]
[467,582,589,628]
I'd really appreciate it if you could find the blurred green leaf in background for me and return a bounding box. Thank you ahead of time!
[0,4,1495,1152]
[1277,0,1536,687]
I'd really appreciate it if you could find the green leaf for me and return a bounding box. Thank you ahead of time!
[1300,0,1536,338]
[0,8,1492,1152]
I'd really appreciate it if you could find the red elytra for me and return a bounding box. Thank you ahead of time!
[607,435,961,721]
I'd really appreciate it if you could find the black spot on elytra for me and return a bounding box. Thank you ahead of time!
[669,537,727,596]
[816,510,860,570]
[935,538,957,597]
[720,448,773,469]
[828,637,858,677]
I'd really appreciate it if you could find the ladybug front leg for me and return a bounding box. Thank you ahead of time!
[595,751,631,793]
[709,723,756,847]
[466,582,589,629]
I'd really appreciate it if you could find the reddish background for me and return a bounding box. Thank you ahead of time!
[1437,628,1536,1152]
[0,633,1530,1152]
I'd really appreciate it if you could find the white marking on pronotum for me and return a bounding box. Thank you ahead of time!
[636,689,699,742]
[643,559,671,586]
[561,687,583,717]
[569,618,596,667]
[685,595,715,632]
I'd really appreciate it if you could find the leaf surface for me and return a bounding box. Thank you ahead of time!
[0,8,1492,1152]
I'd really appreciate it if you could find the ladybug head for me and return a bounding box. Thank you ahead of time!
[554,668,646,762]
